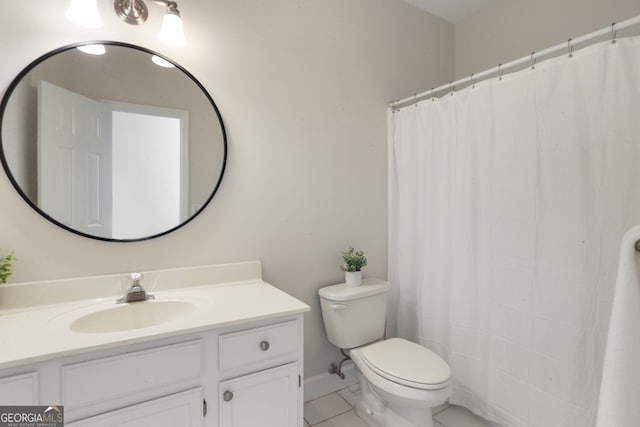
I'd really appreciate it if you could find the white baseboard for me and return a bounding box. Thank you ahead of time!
[303,361,359,402]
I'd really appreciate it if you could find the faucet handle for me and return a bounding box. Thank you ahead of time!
[128,272,144,285]
[116,272,153,304]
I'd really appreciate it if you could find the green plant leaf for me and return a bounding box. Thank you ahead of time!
[0,251,16,284]
[339,246,367,272]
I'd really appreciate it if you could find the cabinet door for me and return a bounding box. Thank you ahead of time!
[66,388,203,427]
[0,372,38,404]
[220,363,299,427]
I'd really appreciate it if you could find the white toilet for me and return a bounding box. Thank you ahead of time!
[319,278,451,427]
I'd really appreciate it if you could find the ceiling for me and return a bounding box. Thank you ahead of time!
[401,0,498,23]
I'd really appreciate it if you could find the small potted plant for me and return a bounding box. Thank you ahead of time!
[339,246,367,286]
[0,250,15,284]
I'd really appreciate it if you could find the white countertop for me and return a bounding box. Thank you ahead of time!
[0,262,309,370]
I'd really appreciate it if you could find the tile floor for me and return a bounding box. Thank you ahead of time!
[304,384,500,427]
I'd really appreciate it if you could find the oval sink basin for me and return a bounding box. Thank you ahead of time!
[69,300,197,334]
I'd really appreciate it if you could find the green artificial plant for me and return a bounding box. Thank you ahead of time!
[339,246,367,272]
[0,251,15,284]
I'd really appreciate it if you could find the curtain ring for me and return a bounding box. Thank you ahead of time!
[498,63,503,80]
[471,73,476,88]
[430,88,435,101]
[611,22,617,45]
[530,51,536,69]
[567,38,574,58]
[449,81,455,96]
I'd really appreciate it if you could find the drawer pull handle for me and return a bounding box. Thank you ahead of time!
[223,391,234,402]
[260,340,270,351]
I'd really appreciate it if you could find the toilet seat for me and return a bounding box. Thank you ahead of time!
[360,338,450,390]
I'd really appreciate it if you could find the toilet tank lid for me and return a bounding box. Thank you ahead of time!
[318,278,388,301]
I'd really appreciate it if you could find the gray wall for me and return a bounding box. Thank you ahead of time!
[455,0,640,79]
[0,0,453,378]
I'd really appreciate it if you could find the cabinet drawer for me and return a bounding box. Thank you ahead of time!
[219,321,299,372]
[66,388,203,427]
[62,340,203,411]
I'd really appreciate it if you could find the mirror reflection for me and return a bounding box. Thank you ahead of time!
[0,42,226,241]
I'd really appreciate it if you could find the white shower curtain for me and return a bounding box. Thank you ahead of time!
[388,36,640,427]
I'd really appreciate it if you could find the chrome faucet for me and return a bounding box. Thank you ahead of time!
[116,272,155,304]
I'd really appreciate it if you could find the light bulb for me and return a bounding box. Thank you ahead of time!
[66,0,103,29]
[158,13,187,47]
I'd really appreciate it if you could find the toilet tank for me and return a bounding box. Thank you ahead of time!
[318,278,388,349]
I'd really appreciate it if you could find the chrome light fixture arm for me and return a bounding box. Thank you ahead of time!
[114,0,148,25]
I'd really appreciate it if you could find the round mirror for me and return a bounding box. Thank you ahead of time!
[0,41,227,241]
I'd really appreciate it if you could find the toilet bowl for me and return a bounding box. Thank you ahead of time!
[349,338,451,427]
[318,279,452,427]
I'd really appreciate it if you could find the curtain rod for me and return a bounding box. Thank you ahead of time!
[390,14,640,109]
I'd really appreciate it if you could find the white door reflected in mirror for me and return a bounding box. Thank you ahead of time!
[38,81,188,239]
[38,80,113,238]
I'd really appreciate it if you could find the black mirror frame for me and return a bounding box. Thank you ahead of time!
[0,41,227,242]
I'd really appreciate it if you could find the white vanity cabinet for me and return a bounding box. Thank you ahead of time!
[0,263,309,427]
[218,321,302,427]
[0,315,304,427]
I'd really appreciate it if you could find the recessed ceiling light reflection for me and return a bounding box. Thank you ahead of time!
[77,44,106,55]
[151,55,175,68]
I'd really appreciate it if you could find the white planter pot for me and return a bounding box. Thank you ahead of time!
[345,271,362,287]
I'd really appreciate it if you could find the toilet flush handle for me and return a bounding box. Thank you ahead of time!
[330,303,348,310]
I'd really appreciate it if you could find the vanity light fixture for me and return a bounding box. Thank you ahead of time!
[66,0,187,47]
[156,3,186,47]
